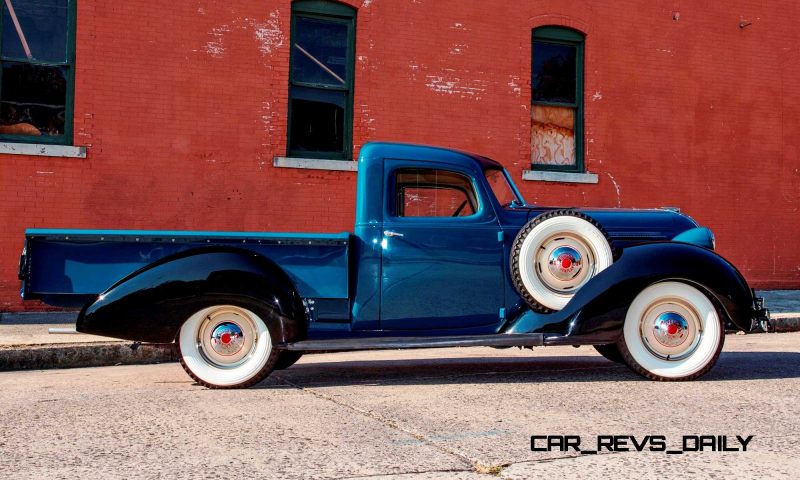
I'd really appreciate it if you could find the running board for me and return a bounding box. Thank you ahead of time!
[282,333,544,352]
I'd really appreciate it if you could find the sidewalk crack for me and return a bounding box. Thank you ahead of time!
[273,374,478,472]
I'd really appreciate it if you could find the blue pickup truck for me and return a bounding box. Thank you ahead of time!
[18,142,768,388]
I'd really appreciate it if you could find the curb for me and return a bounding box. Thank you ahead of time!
[0,342,178,371]
[770,313,800,333]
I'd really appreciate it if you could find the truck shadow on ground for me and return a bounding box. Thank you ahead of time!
[258,351,800,388]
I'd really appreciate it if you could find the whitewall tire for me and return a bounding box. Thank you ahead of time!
[511,211,613,312]
[178,304,278,388]
[618,281,725,381]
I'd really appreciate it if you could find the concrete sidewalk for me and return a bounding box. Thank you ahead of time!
[0,290,797,371]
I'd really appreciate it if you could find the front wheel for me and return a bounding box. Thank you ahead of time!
[617,281,725,381]
[178,304,280,388]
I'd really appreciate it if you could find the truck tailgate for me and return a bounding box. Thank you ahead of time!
[20,229,350,307]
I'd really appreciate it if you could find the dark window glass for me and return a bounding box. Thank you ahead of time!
[289,86,345,153]
[532,42,576,104]
[292,17,348,87]
[395,169,477,218]
[288,3,355,159]
[0,63,66,136]
[2,0,68,63]
[0,0,72,141]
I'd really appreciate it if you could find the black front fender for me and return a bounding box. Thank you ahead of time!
[504,242,754,341]
[77,248,306,343]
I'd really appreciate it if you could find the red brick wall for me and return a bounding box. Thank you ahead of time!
[1,0,798,311]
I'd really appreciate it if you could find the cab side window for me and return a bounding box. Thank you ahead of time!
[394,168,478,217]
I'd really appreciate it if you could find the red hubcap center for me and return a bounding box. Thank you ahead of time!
[221,333,232,344]
[667,324,679,335]
[561,257,572,269]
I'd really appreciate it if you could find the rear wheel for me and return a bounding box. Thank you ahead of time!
[178,304,280,388]
[617,281,725,381]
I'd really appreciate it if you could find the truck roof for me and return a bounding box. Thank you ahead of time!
[358,142,504,171]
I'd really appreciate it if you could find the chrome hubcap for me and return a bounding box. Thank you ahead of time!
[547,246,583,281]
[652,312,689,348]
[196,307,257,368]
[535,235,595,293]
[639,297,702,361]
[209,322,245,356]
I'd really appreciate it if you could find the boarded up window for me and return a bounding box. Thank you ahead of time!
[531,27,584,171]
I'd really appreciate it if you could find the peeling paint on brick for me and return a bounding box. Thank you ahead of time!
[425,72,487,100]
[362,0,374,7]
[605,172,622,207]
[204,25,229,58]
[508,76,521,96]
[591,91,602,101]
[253,9,284,55]
[450,44,467,55]
[204,11,283,59]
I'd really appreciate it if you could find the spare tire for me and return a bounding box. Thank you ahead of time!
[510,210,614,312]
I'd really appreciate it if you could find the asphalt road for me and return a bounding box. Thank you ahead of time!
[1,332,799,479]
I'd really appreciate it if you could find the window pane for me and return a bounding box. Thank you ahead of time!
[292,16,348,86]
[2,0,68,62]
[484,169,520,207]
[0,62,66,137]
[396,169,476,217]
[531,105,575,167]
[532,41,576,104]
[289,86,345,154]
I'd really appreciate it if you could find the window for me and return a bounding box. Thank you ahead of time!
[395,169,478,218]
[0,0,75,144]
[485,168,523,207]
[531,26,584,172]
[288,1,355,160]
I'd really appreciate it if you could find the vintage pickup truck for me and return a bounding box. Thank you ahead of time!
[18,142,768,388]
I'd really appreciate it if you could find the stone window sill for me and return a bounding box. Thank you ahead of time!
[522,170,598,184]
[273,157,358,171]
[0,142,86,159]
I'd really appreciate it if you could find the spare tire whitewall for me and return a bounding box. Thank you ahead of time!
[512,212,614,311]
[178,304,278,388]
[618,281,724,381]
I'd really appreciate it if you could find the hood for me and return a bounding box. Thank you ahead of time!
[512,205,700,243]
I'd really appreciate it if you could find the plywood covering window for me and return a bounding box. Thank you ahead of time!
[531,27,584,172]
[0,0,75,145]
[288,0,356,160]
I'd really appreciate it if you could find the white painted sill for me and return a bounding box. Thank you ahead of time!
[0,142,86,158]
[273,157,358,171]
[522,170,598,184]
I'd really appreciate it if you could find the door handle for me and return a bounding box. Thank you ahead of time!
[383,230,404,238]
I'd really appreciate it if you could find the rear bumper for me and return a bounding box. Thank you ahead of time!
[750,290,772,332]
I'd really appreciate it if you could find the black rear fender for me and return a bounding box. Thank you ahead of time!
[505,242,754,339]
[77,248,307,344]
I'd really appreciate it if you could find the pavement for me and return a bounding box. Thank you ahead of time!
[1,332,799,479]
[0,290,797,371]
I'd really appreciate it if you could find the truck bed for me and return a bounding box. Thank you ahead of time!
[19,229,350,313]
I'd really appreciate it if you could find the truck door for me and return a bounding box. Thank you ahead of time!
[379,161,505,331]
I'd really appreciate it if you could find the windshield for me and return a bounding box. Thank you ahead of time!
[484,168,524,207]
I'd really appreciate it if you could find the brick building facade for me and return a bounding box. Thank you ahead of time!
[1,0,798,311]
